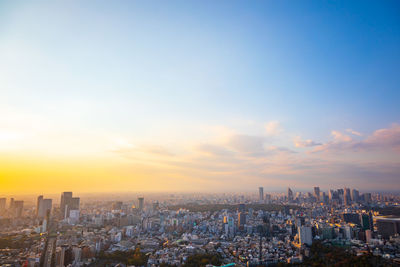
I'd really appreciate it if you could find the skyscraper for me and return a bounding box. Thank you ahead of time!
[37,198,52,218]
[36,195,43,217]
[298,226,312,246]
[9,198,14,210]
[0,198,6,213]
[138,197,144,211]
[60,192,79,219]
[13,200,24,218]
[344,188,351,206]
[313,187,320,201]
[60,192,72,219]
[259,187,264,202]
[238,212,246,228]
[287,187,293,202]
[351,189,359,203]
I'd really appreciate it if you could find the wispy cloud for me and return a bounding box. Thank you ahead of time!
[265,121,283,136]
[293,136,322,148]
[346,128,362,136]
[331,130,352,142]
[313,124,400,153]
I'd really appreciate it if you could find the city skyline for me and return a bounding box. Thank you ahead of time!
[1,1,400,194]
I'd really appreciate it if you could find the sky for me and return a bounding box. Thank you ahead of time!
[0,0,399,194]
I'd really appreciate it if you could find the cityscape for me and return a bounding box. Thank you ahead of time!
[1,0,400,266]
[0,187,400,266]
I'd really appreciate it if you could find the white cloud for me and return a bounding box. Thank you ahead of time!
[331,130,352,142]
[346,128,362,136]
[265,121,283,136]
[293,136,322,147]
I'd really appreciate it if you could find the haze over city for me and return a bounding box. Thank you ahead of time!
[1,1,399,194]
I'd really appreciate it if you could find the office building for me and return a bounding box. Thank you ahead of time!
[9,198,14,209]
[344,188,351,206]
[376,217,400,239]
[314,187,320,201]
[363,193,372,203]
[238,212,246,228]
[37,196,53,218]
[36,195,43,217]
[60,192,73,219]
[0,198,6,213]
[361,212,373,231]
[259,187,264,202]
[351,189,359,203]
[60,192,80,219]
[298,226,312,246]
[287,187,294,202]
[13,200,24,218]
[40,199,52,218]
[341,213,360,225]
[138,197,144,211]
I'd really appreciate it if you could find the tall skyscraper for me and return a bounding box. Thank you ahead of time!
[259,187,264,202]
[138,197,144,211]
[13,200,24,218]
[287,187,293,202]
[344,188,351,206]
[238,212,246,228]
[60,192,72,219]
[0,198,6,213]
[313,187,320,201]
[37,198,52,218]
[9,198,14,210]
[351,189,359,203]
[363,193,372,203]
[36,195,43,217]
[60,192,79,219]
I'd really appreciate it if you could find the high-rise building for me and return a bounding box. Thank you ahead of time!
[238,203,245,212]
[344,188,351,206]
[38,199,52,218]
[36,195,43,217]
[287,187,294,202]
[152,201,159,211]
[313,187,320,201]
[376,217,400,239]
[70,197,80,210]
[298,226,312,246]
[0,198,6,213]
[9,198,14,210]
[60,192,79,219]
[238,212,246,228]
[360,212,373,231]
[138,197,144,211]
[341,213,360,225]
[13,200,24,218]
[363,193,372,204]
[60,192,72,219]
[259,187,264,202]
[351,189,359,203]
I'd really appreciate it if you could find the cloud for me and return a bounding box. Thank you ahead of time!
[294,136,322,147]
[265,121,283,136]
[346,128,362,136]
[227,134,266,156]
[108,123,400,191]
[195,143,234,157]
[313,124,400,153]
[358,123,400,151]
[331,130,352,142]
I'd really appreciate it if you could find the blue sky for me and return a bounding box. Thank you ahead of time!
[0,1,399,193]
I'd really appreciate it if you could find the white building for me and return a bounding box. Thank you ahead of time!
[298,226,312,246]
